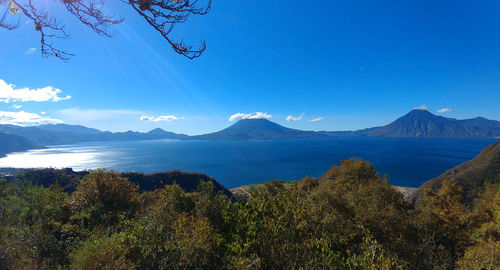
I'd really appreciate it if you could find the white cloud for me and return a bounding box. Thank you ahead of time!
[11,104,22,109]
[0,79,71,103]
[437,108,453,113]
[0,111,63,126]
[413,105,429,111]
[286,112,304,122]
[58,108,141,122]
[26,48,36,55]
[309,117,325,122]
[229,112,272,121]
[40,111,46,115]
[140,115,183,122]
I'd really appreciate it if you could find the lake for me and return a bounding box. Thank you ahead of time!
[0,137,496,188]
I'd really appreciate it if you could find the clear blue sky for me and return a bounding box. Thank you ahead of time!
[0,0,499,135]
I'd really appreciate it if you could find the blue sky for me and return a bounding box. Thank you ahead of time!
[0,0,499,135]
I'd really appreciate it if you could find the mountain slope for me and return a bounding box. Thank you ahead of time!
[0,124,85,145]
[86,129,189,141]
[194,119,326,140]
[362,109,500,138]
[409,139,500,205]
[145,128,190,140]
[0,133,41,157]
[0,124,189,146]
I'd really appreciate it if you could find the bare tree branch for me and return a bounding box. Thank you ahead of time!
[127,0,211,59]
[63,0,123,37]
[11,0,74,60]
[0,0,210,61]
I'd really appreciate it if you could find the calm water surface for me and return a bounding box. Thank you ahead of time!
[0,137,496,188]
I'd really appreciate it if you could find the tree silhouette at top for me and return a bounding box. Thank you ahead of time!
[0,0,211,61]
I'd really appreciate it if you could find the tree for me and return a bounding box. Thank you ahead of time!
[456,184,500,269]
[0,181,74,269]
[70,234,136,270]
[65,170,140,233]
[0,0,211,60]
[414,179,472,269]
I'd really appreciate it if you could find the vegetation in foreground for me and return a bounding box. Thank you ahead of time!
[1,159,499,269]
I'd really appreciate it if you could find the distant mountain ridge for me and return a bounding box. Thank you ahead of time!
[0,110,499,156]
[37,124,103,135]
[0,124,189,146]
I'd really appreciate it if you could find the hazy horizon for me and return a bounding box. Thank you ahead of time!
[3,108,499,136]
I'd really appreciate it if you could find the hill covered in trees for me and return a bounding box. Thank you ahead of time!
[410,139,500,205]
[1,157,499,269]
[1,168,231,196]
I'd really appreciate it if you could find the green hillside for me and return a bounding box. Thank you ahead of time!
[410,140,500,205]
[3,168,232,196]
[2,159,499,269]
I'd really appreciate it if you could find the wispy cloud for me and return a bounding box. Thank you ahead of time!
[140,115,183,122]
[0,79,71,103]
[286,112,304,122]
[309,117,325,122]
[0,111,63,126]
[437,108,453,113]
[25,48,36,55]
[413,105,429,111]
[229,112,272,121]
[58,108,141,122]
[11,104,22,109]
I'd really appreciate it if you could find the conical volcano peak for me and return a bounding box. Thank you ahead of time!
[195,118,324,140]
[362,109,500,137]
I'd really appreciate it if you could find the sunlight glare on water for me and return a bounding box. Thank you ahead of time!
[0,146,110,170]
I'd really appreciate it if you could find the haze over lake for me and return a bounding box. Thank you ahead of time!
[0,137,496,188]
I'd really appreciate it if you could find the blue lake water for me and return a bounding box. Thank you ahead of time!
[0,137,496,188]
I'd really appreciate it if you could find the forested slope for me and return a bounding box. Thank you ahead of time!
[1,159,499,269]
[410,139,500,205]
